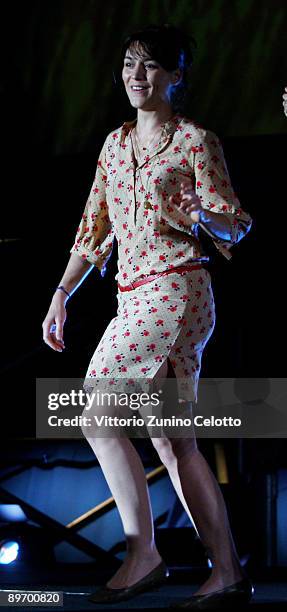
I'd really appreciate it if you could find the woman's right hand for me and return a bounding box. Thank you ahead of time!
[42,292,67,352]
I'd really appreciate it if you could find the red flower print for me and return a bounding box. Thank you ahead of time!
[155,319,164,326]
[101,367,110,375]
[161,331,171,338]
[129,343,138,351]
[147,343,156,352]
[141,330,150,336]
[133,355,142,363]
[181,294,190,302]
[166,240,174,249]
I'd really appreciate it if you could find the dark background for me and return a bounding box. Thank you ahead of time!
[1,0,287,448]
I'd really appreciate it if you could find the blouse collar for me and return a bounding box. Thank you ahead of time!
[120,114,183,144]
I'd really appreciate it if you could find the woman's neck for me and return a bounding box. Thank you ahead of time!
[135,107,175,137]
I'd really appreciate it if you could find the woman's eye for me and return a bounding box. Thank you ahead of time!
[124,62,157,70]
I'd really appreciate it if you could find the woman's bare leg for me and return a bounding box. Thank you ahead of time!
[82,427,162,588]
[151,432,246,596]
[150,360,245,596]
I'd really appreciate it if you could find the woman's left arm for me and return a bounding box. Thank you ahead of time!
[169,129,252,250]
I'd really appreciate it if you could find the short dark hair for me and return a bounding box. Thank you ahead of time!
[121,23,196,112]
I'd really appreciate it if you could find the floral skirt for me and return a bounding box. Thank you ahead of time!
[85,268,216,405]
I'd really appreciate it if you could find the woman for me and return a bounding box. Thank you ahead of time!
[42,24,254,609]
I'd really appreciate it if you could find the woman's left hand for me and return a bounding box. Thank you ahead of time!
[169,181,205,223]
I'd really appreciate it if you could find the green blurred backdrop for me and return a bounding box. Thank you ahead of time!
[1,0,286,155]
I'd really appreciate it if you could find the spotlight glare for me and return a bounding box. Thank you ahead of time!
[0,540,19,564]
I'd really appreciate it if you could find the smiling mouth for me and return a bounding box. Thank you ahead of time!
[131,86,149,92]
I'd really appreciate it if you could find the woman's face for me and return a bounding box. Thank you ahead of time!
[122,43,180,111]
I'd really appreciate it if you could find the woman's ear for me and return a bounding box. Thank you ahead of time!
[171,68,183,86]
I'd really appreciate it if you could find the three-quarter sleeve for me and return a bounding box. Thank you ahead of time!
[192,129,252,258]
[70,137,114,275]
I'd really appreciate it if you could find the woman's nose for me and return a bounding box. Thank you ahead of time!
[132,63,147,80]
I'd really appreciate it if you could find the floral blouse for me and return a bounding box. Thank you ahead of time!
[70,114,252,285]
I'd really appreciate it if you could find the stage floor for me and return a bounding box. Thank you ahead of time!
[1,581,287,610]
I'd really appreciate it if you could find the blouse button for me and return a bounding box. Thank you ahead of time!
[144,201,153,210]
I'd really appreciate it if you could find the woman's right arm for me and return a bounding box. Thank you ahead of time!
[42,253,93,352]
[42,134,114,352]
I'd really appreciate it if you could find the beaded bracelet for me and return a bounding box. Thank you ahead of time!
[56,285,71,298]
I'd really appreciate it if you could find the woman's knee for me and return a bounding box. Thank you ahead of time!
[80,400,113,444]
[151,437,176,466]
[151,435,198,465]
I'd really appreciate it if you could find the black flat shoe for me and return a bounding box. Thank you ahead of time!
[88,560,169,604]
[169,576,254,610]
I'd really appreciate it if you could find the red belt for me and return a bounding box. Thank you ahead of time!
[117,264,204,292]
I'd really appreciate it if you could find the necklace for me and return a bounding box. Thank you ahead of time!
[132,125,163,159]
[134,127,162,152]
[130,130,154,215]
